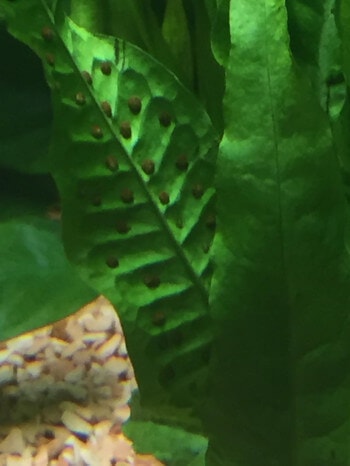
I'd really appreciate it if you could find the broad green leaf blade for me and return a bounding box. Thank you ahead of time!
[205,1,350,465]
[3,2,218,424]
[0,218,97,342]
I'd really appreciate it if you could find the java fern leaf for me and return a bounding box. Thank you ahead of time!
[3,1,218,424]
[205,1,350,465]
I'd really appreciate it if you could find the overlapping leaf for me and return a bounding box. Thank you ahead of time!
[3,1,218,427]
[205,1,350,465]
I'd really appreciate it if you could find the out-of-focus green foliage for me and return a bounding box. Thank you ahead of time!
[2,0,350,465]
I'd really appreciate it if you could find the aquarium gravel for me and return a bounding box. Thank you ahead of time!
[0,296,163,466]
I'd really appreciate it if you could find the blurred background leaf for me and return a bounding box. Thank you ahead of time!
[0,27,52,174]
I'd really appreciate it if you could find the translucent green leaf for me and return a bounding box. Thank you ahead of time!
[3,2,218,426]
[205,1,350,465]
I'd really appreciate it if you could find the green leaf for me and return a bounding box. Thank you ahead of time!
[3,2,218,427]
[189,0,225,134]
[0,28,52,173]
[209,0,230,68]
[205,1,350,465]
[0,218,97,342]
[286,0,345,116]
[336,0,350,86]
[124,420,207,466]
[162,0,193,88]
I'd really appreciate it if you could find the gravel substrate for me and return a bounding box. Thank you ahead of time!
[0,296,163,466]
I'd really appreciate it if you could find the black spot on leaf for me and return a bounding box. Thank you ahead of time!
[206,214,216,230]
[100,61,112,75]
[192,183,204,199]
[75,92,86,105]
[141,159,155,175]
[81,71,92,85]
[143,275,160,289]
[45,53,55,66]
[159,191,169,205]
[175,154,189,171]
[41,26,54,42]
[176,218,183,229]
[116,220,131,234]
[101,101,112,118]
[91,125,103,139]
[120,188,134,204]
[152,311,166,326]
[105,155,119,172]
[120,121,132,139]
[159,111,172,127]
[203,244,210,254]
[106,256,119,268]
[128,96,142,115]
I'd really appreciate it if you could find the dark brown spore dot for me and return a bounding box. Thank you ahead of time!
[192,183,204,199]
[45,53,55,66]
[91,196,102,207]
[81,71,92,85]
[75,92,86,105]
[175,154,189,171]
[120,188,134,204]
[159,191,169,205]
[101,101,112,118]
[152,311,166,326]
[141,159,155,175]
[143,275,160,289]
[106,256,119,268]
[159,111,172,127]
[105,155,119,172]
[128,96,142,115]
[110,459,117,466]
[116,220,131,234]
[91,125,103,139]
[206,213,216,230]
[100,61,112,75]
[120,121,132,139]
[41,26,54,42]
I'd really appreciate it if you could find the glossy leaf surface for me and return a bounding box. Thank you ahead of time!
[3,1,218,424]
